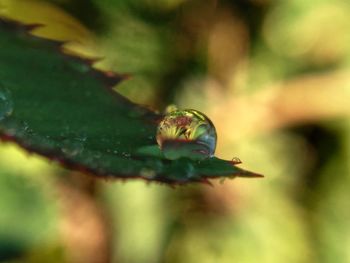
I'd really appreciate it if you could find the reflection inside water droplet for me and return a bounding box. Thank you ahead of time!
[0,83,13,121]
[156,108,217,160]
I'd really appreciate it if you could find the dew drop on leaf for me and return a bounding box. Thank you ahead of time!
[140,168,156,179]
[231,157,242,164]
[61,138,85,157]
[156,108,217,160]
[0,83,13,121]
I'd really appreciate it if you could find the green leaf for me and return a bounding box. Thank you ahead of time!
[0,19,262,183]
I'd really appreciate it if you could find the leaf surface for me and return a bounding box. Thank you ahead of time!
[0,19,261,183]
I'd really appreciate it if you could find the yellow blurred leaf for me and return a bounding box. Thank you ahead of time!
[0,0,101,58]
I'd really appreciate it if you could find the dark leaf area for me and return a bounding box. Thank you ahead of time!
[0,19,261,183]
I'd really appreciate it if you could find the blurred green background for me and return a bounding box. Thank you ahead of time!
[1,0,350,262]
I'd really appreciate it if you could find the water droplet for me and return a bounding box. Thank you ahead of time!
[0,84,13,121]
[77,135,87,142]
[231,157,242,164]
[70,61,90,74]
[122,152,131,158]
[94,152,102,158]
[20,121,35,135]
[156,108,217,160]
[140,168,156,179]
[61,138,84,157]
